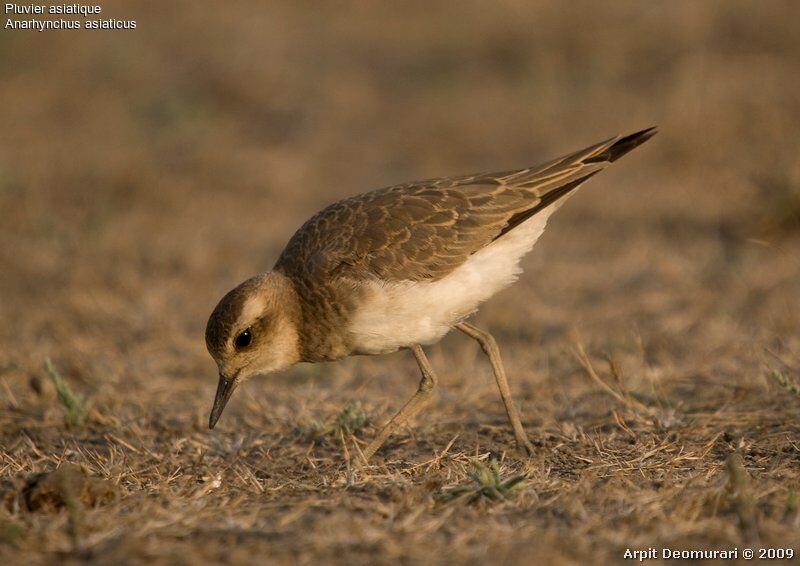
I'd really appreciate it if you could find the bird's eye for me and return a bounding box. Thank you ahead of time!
[234,328,253,349]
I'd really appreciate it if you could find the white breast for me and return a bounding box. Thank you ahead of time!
[347,206,559,355]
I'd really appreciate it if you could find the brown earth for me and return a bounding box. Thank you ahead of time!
[1,1,799,564]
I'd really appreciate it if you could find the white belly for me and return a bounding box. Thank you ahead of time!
[346,207,558,354]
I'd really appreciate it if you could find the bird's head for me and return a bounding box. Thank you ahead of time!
[205,271,301,429]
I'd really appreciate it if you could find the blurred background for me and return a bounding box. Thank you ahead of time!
[1,1,799,563]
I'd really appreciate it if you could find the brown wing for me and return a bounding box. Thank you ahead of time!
[275,128,656,283]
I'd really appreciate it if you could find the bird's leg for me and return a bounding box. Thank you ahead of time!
[455,321,534,455]
[360,344,438,464]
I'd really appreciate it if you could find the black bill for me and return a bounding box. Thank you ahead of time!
[209,372,238,429]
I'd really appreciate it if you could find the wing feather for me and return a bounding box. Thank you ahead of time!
[275,128,656,283]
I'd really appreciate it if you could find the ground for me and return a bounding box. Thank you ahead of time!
[1,1,799,564]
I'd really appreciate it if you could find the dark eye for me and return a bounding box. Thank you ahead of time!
[234,328,253,349]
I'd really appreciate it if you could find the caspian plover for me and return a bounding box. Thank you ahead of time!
[205,127,656,462]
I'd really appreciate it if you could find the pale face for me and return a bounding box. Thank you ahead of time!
[211,295,300,382]
[205,273,301,428]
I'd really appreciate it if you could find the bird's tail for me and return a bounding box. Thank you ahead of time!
[492,127,657,239]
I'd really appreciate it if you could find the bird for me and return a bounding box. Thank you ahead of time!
[205,127,656,463]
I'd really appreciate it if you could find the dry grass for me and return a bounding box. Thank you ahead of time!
[1,1,800,564]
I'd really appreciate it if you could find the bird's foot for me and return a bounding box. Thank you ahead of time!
[352,454,369,471]
[516,436,535,458]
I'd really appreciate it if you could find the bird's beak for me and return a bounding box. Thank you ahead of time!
[209,372,238,430]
